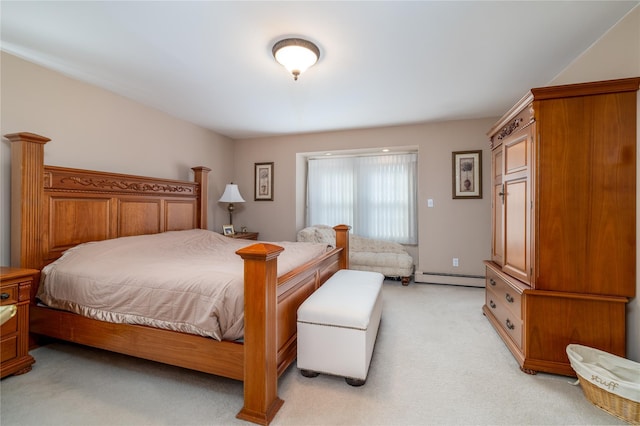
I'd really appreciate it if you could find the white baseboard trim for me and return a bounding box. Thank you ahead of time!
[414,271,485,288]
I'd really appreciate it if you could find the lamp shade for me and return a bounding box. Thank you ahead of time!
[272,38,320,81]
[218,184,245,203]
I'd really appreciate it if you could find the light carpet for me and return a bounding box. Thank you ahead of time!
[0,280,623,425]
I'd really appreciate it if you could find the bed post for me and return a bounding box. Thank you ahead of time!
[6,132,50,270]
[236,243,285,426]
[191,166,211,229]
[334,224,350,270]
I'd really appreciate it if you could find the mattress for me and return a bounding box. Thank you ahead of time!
[38,229,329,341]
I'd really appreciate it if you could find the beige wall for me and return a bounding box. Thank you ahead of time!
[0,52,236,265]
[233,120,494,279]
[549,6,640,361]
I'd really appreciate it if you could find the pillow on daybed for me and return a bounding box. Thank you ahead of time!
[313,226,336,247]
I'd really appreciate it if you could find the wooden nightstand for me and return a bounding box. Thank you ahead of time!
[226,232,259,241]
[1,267,37,378]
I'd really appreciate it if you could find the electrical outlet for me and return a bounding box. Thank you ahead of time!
[453,258,459,267]
[427,199,434,208]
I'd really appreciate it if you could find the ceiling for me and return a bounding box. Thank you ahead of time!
[1,1,638,140]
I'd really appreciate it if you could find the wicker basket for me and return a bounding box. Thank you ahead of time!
[567,345,639,425]
[576,373,639,424]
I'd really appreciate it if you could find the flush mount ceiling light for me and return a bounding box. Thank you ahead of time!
[272,38,320,81]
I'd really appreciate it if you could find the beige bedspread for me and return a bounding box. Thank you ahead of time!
[38,229,330,341]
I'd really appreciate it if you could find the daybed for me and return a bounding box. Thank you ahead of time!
[7,132,351,426]
[297,225,414,285]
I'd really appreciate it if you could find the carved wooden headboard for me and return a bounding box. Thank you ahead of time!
[7,132,210,270]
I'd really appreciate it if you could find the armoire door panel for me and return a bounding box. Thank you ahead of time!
[491,148,504,264]
[504,134,530,176]
[503,179,529,282]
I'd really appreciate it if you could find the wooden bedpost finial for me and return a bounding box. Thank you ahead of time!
[4,132,51,145]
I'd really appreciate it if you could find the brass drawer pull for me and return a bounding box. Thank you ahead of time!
[0,293,9,300]
[489,278,496,286]
[506,319,515,330]
[505,293,514,303]
[489,300,496,309]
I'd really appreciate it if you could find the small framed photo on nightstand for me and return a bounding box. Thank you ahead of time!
[222,225,235,236]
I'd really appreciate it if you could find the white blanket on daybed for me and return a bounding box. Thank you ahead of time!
[38,229,329,341]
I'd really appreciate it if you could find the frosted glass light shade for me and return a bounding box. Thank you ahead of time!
[272,38,320,81]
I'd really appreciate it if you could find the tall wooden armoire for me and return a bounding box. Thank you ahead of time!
[484,78,639,376]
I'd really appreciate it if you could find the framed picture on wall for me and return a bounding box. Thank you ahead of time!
[254,162,274,201]
[452,150,482,199]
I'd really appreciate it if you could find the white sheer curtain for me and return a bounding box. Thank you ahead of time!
[307,153,417,244]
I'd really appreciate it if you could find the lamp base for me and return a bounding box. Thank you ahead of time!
[228,203,235,225]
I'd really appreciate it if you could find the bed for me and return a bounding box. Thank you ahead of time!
[7,132,350,425]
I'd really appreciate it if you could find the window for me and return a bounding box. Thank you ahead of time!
[306,153,417,244]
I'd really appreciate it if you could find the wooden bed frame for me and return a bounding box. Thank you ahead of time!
[7,132,350,425]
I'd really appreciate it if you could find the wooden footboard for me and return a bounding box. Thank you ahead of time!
[7,132,349,426]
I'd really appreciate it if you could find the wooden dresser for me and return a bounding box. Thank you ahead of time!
[1,267,38,378]
[484,78,639,376]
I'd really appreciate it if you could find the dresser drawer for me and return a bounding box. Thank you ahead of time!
[486,268,522,318]
[0,335,18,363]
[0,285,18,305]
[486,287,523,349]
[485,265,524,350]
[0,267,38,378]
[0,309,18,335]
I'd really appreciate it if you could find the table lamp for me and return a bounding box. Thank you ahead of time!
[218,183,245,225]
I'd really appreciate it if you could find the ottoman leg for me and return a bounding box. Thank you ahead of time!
[300,369,320,378]
[345,377,366,387]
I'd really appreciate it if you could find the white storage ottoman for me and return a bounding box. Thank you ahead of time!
[297,269,384,386]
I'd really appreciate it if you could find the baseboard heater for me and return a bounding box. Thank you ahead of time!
[414,271,485,288]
